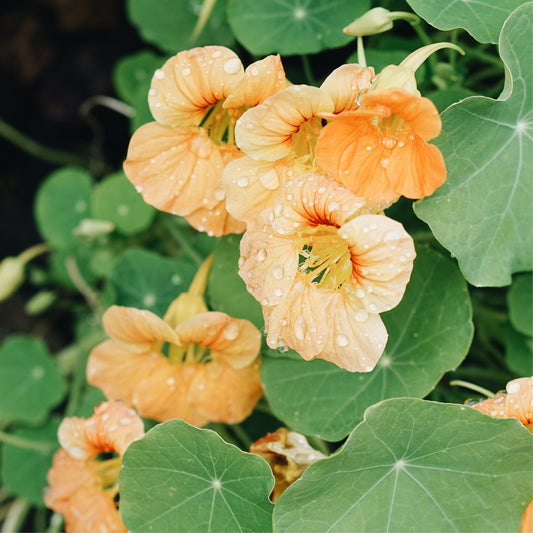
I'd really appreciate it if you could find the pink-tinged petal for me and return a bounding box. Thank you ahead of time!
[270,173,388,237]
[188,359,263,424]
[339,214,415,313]
[316,118,399,202]
[235,85,334,161]
[239,220,300,308]
[184,198,245,236]
[175,312,261,368]
[224,55,287,109]
[386,133,446,199]
[87,340,161,405]
[124,123,227,216]
[320,64,374,113]
[102,306,180,349]
[149,46,244,128]
[223,156,301,224]
[504,377,533,426]
[266,277,388,372]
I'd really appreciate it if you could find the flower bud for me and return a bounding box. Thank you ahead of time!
[343,8,420,37]
[73,218,114,238]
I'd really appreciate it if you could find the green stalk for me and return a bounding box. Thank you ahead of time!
[0,430,56,453]
[1,499,30,533]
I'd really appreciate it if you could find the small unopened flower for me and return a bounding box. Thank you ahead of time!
[87,257,263,425]
[44,401,144,533]
[123,46,286,236]
[239,173,414,372]
[250,428,326,502]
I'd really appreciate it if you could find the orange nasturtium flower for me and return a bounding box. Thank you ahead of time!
[44,401,144,533]
[239,173,414,372]
[123,46,286,236]
[87,256,263,425]
[250,428,326,502]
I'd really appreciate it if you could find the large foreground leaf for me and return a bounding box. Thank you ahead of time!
[415,4,533,286]
[120,420,274,532]
[261,246,473,441]
[274,398,533,532]
[406,0,526,43]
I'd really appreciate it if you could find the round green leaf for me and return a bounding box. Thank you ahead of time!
[227,0,368,56]
[274,398,533,532]
[127,0,234,54]
[261,246,473,441]
[208,234,264,330]
[34,166,93,248]
[120,419,274,532]
[1,418,60,506]
[91,171,155,235]
[507,272,533,336]
[0,335,65,424]
[505,324,533,376]
[414,4,533,286]
[406,0,527,44]
[109,248,196,317]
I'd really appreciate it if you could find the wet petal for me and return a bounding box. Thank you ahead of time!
[149,46,244,128]
[320,64,374,113]
[124,123,227,217]
[224,55,287,108]
[503,377,533,426]
[184,198,245,236]
[235,85,334,161]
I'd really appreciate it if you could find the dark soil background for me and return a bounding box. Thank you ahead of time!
[0,0,144,342]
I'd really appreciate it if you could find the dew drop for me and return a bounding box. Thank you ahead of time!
[154,69,165,80]
[384,231,399,242]
[237,177,249,187]
[257,248,267,262]
[148,88,157,97]
[223,321,239,340]
[368,303,377,312]
[273,288,284,298]
[259,169,279,190]
[182,67,191,76]
[380,158,390,168]
[224,58,241,74]
[250,66,259,76]
[354,309,368,322]
[382,137,397,149]
[273,266,284,279]
[355,288,365,298]
[335,334,349,347]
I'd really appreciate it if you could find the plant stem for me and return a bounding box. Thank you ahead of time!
[0,430,57,453]
[449,380,495,398]
[163,220,204,267]
[301,55,316,86]
[64,256,101,314]
[46,513,64,533]
[1,499,30,533]
[357,37,366,68]
[306,435,330,456]
[0,118,88,167]
[210,423,241,447]
[460,44,502,68]
[230,424,252,449]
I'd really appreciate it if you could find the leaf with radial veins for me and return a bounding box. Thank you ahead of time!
[120,420,274,532]
[274,398,533,533]
[261,246,473,441]
[415,4,533,287]
[406,0,526,43]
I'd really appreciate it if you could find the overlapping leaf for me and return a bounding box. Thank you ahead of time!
[274,398,533,532]
[507,272,533,336]
[261,246,473,441]
[120,419,274,532]
[415,4,533,286]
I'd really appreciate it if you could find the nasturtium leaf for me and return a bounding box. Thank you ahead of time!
[1,418,60,506]
[415,4,533,287]
[208,234,264,330]
[109,248,196,317]
[91,171,155,235]
[127,0,234,54]
[0,335,65,424]
[120,419,274,532]
[427,88,476,113]
[507,272,533,336]
[505,324,533,376]
[261,246,473,441]
[226,0,368,56]
[274,398,533,532]
[34,166,93,248]
[406,0,527,43]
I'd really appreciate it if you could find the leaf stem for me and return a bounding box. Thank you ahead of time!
[449,380,495,398]
[0,430,57,453]
[64,256,102,315]
[46,513,64,533]
[162,219,204,267]
[1,499,30,533]
[229,423,252,449]
[301,55,316,86]
[356,37,366,68]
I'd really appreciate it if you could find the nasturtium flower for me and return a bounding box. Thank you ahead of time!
[87,257,263,425]
[250,428,326,502]
[315,87,446,203]
[44,401,144,533]
[239,173,414,372]
[123,46,286,236]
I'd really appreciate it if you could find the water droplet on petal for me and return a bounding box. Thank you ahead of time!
[273,266,284,279]
[380,158,390,168]
[259,169,279,190]
[224,57,241,74]
[257,249,267,262]
[237,177,249,187]
[354,309,368,322]
[182,67,191,76]
[154,69,165,79]
[223,321,239,340]
[336,334,349,347]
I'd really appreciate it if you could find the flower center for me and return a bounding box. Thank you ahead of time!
[97,455,122,500]
[201,101,245,146]
[376,113,408,138]
[298,225,352,290]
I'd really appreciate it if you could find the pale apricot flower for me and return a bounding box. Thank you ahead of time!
[87,257,263,425]
[124,46,286,236]
[250,428,326,502]
[44,401,144,533]
[239,173,414,372]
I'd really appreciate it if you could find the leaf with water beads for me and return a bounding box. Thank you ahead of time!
[261,246,473,441]
[273,398,533,532]
[414,4,533,286]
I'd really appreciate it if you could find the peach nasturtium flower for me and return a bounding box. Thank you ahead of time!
[123,46,286,236]
[315,87,446,203]
[87,256,263,425]
[44,401,144,533]
[239,173,414,372]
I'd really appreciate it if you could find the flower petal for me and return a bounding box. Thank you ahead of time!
[175,311,261,368]
[224,55,287,109]
[124,123,227,217]
[149,46,244,128]
[184,198,245,236]
[235,85,334,161]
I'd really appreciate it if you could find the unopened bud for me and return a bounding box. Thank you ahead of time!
[344,8,420,37]
[73,219,114,238]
